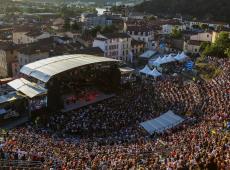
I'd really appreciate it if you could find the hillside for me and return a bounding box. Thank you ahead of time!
[135,0,230,23]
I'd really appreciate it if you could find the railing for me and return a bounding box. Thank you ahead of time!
[0,160,43,169]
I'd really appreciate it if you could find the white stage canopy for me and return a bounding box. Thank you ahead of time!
[8,78,47,98]
[20,54,119,83]
[140,110,184,134]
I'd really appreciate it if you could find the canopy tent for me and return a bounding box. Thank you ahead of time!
[140,50,157,59]
[140,110,184,134]
[149,57,162,66]
[149,54,177,66]
[175,52,188,61]
[148,68,162,77]
[160,55,168,64]
[166,54,176,63]
[139,65,152,75]
[8,78,47,98]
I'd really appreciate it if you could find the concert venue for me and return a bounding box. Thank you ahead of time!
[0,54,229,169]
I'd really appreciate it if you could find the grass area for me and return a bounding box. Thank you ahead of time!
[196,62,222,81]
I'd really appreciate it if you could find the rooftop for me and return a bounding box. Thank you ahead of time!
[103,33,130,39]
[20,54,119,83]
[187,40,203,46]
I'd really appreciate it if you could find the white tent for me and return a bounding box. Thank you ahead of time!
[150,54,176,67]
[140,110,184,134]
[160,55,168,64]
[148,68,162,77]
[175,52,188,61]
[151,57,162,66]
[174,53,181,60]
[139,65,152,75]
[166,54,176,63]
[180,52,188,60]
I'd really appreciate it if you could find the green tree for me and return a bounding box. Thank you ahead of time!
[90,25,102,37]
[201,24,209,30]
[63,18,71,31]
[170,28,182,39]
[72,21,80,31]
[202,32,230,58]
[224,48,230,58]
[101,25,117,34]
[192,24,201,30]
[199,42,210,52]
[135,0,230,23]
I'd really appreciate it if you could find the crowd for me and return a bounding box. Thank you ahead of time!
[0,57,229,169]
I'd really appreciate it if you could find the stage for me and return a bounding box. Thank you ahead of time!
[61,91,115,112]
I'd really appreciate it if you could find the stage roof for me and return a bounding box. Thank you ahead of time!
[20,54,119,82]
[8,78,47,98]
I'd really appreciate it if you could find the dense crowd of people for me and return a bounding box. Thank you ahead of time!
[0,57,229,169]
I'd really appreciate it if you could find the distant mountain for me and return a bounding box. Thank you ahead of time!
[135,0,230,23]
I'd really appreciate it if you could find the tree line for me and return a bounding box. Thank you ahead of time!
[135,0,230,23]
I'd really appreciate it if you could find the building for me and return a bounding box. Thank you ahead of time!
[184,40,202,54]
[162,20,186,34]
[131,39,145,56]
[0,41,19,78]
[93,33,132,61]
[190,32,212,42]
[13,26,50,44]
[81,13,122,29]
[188,20,230,30]
[81,13,111,29]
[17,36,83,69]
[165,38,184,53]
[126,25,155,49]
[183,32,213,54]
[52,18,65,30]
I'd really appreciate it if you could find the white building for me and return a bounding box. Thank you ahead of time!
[126,25,155,50]
[184,40,202,54]
[190,32,212,42]
[162,24,185,34]
[189,21,230,30]
[183,32,213,54]
[93,33,132,61]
